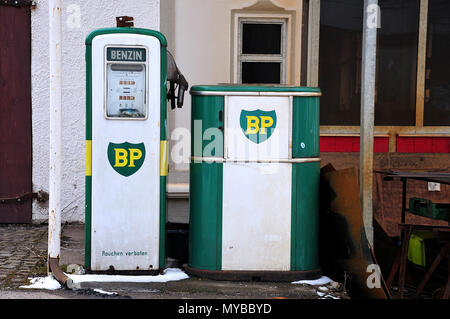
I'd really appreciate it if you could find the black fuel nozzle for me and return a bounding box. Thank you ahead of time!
[176,73,189,108]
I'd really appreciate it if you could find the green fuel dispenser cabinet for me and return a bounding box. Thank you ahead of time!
[85,28,169,273]
[187,85,321,281]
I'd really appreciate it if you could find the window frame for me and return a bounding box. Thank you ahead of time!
[231,10,296,85]
[238,18,287,84]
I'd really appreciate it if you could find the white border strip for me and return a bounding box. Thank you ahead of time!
[191,156,320,163]
[190,91,322,97]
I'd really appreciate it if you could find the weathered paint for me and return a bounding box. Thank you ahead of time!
[31,1,161,223]
[225,95,291,161]
[292,96,320,158]
[291,161,320,271]
[0,5,32,223]
[160,140,168,176]
[397,136,450,153]
[188,85,321,275]
[85,28,167,271]
[191,95,225,158]
[189,162,223,270]
[360,0,378,246]
[85,140,92,176]
[222,162,292,271]
[48,0,62,260]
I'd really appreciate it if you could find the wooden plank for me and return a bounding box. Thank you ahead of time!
[321,152,450,238]
[321,167,388,298]
[415,0,428,128]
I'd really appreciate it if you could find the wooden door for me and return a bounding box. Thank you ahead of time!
[0,4,32,223]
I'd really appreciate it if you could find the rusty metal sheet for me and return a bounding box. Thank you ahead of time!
[320,165,389,299]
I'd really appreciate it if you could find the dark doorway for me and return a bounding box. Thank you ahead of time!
[0,5,32,223]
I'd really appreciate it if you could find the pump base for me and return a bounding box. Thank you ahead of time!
[185,265,321,282]
[85,268,162,276]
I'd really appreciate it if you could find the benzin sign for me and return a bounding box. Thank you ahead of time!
[106,47,147,62]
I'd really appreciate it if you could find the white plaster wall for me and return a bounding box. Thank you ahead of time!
[168,0,303,171]
[31,0,160,222]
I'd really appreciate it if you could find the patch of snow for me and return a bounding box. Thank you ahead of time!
[93,288,117,296]
[321,294,340,299]
[20,276,61,290]
[20,268,188,290]
[292,276,333,286]
[316,291,326,297]
[67,268,188,284]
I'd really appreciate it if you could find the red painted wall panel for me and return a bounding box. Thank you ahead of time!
[320,136,389,152]
[321,136,449,153]
[396,137,450,153]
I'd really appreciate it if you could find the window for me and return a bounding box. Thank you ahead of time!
[105,46,148,119]
[375,0,419,126]
[318,0,363,125]
[238,19,287,84]
[424,0,450,126]
[318,0,425,127]
[309,0,449,152]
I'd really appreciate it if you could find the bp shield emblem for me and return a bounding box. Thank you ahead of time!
[107,142,146,177]
[240,109,277,144]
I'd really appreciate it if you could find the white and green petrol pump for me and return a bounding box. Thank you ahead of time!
[84,23,186,273]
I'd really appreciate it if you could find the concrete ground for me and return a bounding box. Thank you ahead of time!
[0,223,348,300]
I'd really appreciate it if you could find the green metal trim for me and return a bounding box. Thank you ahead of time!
[190,84,321,93]
[159,176,167,269]
[191,95,225,157]
[216,166,223,270]
[291,164,298,271]
[84,175,92,269]
[85,42,92,268]
[188,162,223,270]
[292,96,320,158]
[85,27,167,47]
[86,43,92,140]
[158,32,167,269]
[160,44,167,140]
[291,162,320,271]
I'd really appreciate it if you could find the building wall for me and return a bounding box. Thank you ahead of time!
[165,0,303,171]
[31,0,160,222]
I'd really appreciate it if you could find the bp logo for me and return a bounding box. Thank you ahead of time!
[240,109,277,144]
[107,142,146,177]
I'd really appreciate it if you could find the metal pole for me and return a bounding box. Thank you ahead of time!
[307,0,320,87]
[360,0,378,246]
[48,0,62,261]
[48,0,72,288]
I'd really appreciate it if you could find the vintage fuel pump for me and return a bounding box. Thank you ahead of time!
[85,17,187,273]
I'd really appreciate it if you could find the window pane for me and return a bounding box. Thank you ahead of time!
[242,23,282,54]
[106,64,146,118]
[319,0,363,125]
[375,0,419,126]
[241,62,281,84]
[424,0,450,126]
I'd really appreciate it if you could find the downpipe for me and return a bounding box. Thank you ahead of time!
[48,0,73,289]
[49,257,74,289]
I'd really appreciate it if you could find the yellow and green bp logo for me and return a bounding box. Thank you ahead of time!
[107,142,146,177]
[240,109,277,144]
